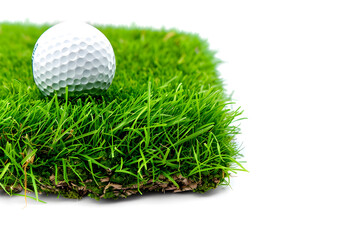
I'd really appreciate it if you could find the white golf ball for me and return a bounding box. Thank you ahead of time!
[32,21,116,97]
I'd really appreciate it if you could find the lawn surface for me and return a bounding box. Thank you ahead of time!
[0,23,245,200]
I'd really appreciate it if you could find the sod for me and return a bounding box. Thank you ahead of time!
[0,23,246,200]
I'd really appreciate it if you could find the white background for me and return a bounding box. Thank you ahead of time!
[1,0,360,239]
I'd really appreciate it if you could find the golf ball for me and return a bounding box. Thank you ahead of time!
[32,21,116,97]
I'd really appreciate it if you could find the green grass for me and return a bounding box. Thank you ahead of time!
[0,22,246,200]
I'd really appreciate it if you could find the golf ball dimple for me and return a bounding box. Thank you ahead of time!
[32,21,116,97]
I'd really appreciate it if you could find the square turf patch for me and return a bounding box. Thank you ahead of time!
[0,23,246,200]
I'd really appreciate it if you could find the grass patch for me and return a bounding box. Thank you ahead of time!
[0,22,246,200]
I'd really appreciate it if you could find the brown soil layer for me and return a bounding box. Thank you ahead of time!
[1,174,221,200]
